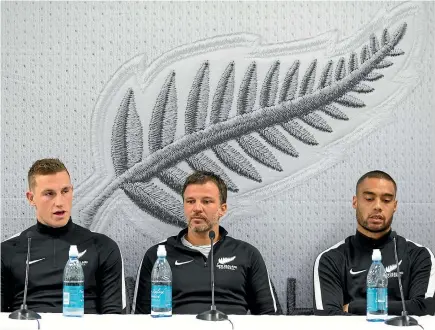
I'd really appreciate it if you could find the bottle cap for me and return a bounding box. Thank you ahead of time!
[157,245,167,257]
[69,245,79,257]
[372,249,382,261]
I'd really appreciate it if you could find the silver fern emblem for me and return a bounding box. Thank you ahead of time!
[74,4,421,231]
[218,256,236,265]
[385,260,402,273]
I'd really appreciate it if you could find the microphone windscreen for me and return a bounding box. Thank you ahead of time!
[209,230,216,240]
[26,231,33,239]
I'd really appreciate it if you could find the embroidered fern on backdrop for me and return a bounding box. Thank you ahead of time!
[73,3,422,233]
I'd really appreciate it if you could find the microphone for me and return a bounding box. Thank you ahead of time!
[385,232,418,327]
[196,230,228,321]
[9,231,41,320]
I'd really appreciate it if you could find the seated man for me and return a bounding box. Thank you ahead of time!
[1,158,126,314]
[313,170,435,316]
[133,171,278,315]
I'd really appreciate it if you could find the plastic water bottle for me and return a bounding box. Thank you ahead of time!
[366,249,388,321]
[63,245,84,317]
[151,245,172,317]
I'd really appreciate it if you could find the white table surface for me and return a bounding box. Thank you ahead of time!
[1,313,433,330]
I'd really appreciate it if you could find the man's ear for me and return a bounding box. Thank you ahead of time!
[352,196,357,210]
[219,203,228,217]
[26,191,35,206]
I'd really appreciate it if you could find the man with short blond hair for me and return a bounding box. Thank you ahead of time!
[27,158,70,190]
[1,158,126,314]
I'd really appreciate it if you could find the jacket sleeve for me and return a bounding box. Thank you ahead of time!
[97,238,125,314]
[246,246,278,315]
[389,246,435,316]
[133,249,155,314]
[313,252,349,316]
[1,249,13,312]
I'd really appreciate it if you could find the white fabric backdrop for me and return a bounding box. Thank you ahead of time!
[1,1,434,312]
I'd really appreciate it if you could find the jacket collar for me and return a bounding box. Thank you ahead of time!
[175,225,228,242]
[169,225,228,248]
[355,229,393,249]
[36,217,73,236]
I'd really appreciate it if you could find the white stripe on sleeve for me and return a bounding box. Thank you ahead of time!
[313,240,345,310]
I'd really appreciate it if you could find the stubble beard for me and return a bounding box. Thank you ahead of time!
[189,216,219,233]
[356,209,393,233]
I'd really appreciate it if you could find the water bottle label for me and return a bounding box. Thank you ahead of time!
[63,285,84,309]
[367,287,388,313]
[151,285,172,309]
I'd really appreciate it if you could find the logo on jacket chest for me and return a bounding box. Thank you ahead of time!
[349,260,404,278]
[385,260,403,278]
[78,249,88,267]
[27,249,89,267]
[216,256,237,271]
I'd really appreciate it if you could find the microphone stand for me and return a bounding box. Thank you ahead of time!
[196,230,228,321]
[9,232,41,320]
[385,236,418,327]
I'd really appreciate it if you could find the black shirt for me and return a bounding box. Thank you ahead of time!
[313,230,435,316]
[1,218,125,314]
[133,226,277,315]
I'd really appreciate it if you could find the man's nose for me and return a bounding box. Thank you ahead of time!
[374,198,382,210]
[192,201,202,211]
[54,193,64,206]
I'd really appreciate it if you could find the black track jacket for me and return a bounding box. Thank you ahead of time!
[133,226,278,315]
[314,230,435,316]
[1,219,126,313]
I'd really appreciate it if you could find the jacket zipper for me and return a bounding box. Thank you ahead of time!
[53,238,56,267]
